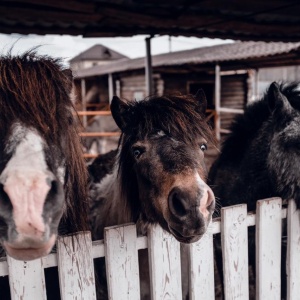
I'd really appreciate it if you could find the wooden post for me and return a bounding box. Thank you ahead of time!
[57,232,96,300]
[148,225,182,300]
[188,233,215,300]
[108,73,113,103]
[256,198,282,300]
[215,64,221,141]
[115,79,121,97]
[7,257,46,300]
[105,223,140,300]
[145,36,153,95]
[81,78,87,128]
[287,199,300,299]
[221,204,249,299]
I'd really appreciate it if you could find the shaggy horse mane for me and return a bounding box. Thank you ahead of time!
[117,94,215,222]
[218,82,300,163]
[0,51,89,233]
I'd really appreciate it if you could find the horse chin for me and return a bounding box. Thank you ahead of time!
[168,225,202,244]
[3,234,56,261]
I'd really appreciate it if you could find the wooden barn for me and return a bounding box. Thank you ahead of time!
[73,41,300,141]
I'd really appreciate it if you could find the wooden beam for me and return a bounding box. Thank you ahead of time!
[108,73,114,103]
[145,36,153,95]
[81,79,87,128]
[215,64,221,141]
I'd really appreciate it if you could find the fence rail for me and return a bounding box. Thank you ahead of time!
[0,197,298,299]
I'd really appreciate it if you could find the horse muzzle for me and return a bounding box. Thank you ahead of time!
[3,234,56,260]
[0,170,64,260]
[167,185,215,243]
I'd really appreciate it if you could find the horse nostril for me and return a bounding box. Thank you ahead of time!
[168,188,188,218]
[0,183,11,206]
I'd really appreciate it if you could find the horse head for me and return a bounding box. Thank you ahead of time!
[111,92,215,243]
[0,52,88,260]
[267,82,300,206]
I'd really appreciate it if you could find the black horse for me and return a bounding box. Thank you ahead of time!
[209,82,300,298]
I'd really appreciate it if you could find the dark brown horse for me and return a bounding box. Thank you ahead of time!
[0,52,89,261]
[209,82,300,298]
[88,92,216,298]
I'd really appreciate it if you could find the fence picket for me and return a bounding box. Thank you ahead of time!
[148,224,182,300]
[287,199,300,300]
[7,256,46,300]
[221,204,249,300]
[56,231,96,300]
[188,232,215,300]
[104,223,140,300]
[256,197,282,300]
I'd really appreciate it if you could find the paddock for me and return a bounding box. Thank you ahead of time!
[0,197,298,300]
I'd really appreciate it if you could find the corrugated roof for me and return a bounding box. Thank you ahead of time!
[1,1,300,42]
[69,44,128,62]
[74,41,300,78]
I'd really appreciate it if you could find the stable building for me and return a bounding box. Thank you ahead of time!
[72,41,300,140]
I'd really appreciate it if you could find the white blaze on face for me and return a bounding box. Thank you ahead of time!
[0,124,54,240]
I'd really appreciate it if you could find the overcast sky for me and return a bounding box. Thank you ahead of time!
[0,33,233,65]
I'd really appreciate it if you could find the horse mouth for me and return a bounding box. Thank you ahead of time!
[168,225,202,244]
[3,234,56,261]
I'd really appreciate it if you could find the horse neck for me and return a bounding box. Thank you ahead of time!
[90,164,135,240]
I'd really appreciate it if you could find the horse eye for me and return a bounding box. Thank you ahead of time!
[132,148,144,159]
[200,144,207,152]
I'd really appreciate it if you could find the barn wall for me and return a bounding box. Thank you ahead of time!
[220,74,248,130]
[120,74,146,100]
[162,74,189,95]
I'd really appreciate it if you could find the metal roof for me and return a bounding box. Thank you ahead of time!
[69,44,128,63]
[74,41,300,78]
[1,1,300,42]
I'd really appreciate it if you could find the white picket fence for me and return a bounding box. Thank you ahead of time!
[0,197,299,299]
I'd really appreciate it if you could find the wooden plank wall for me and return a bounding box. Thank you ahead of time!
[220,74,248,130]
[120,75,146,100]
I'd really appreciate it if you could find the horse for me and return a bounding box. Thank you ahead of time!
[88,91,216,298]
[0,51,89,261]
[209,82,300,298]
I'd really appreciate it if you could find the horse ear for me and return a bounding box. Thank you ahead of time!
[194,89,207,114]
[268,82,292,114]
[110,96,130,131]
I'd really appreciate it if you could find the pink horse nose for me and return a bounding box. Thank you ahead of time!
[168,186,215,220]
[199,187,215,219]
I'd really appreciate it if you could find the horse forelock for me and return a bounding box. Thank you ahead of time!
[0,52,72,143]
[123,94,215,146]
[0,52,89,234]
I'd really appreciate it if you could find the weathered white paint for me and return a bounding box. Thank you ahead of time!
[221,204,249,300]
[0,198,294,299]
[287,199,300,300]
[256,198,282,300]
[7,256,46,300]
[57,232,96,300]
[148,224,182,300]
[105,223,140,300]
[188,232,215,300]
